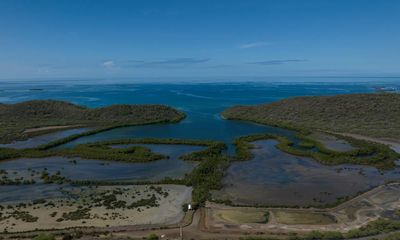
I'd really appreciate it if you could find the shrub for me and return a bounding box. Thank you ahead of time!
[147,233,159,240]
[34,234,56,240]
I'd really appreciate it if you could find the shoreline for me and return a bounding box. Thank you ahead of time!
[333,132,400,154]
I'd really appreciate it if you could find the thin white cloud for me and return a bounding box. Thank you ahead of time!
[109,58,210,69]
[102,60,115,68]
[248,59,307,65]
[239,41,269,49]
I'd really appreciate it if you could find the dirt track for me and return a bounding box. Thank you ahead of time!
[2,183,399,240]
[77,183,400,239]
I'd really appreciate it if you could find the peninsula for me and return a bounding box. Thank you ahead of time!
[0,100,185,144]
[222,93,400,139]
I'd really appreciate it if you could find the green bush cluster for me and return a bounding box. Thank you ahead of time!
[0,169,36,185]
[10,210,38,222]
[61,144,166,163]
[381,232,400,240]
[240,219,400,240]
[184,155,229,206]
[1,138,227,166]
[34,234,56,240]
[181,142,226,161]
[344,219,400,238]
[40,170,69,184]
[60,208,91,221]
[70,178,185,186]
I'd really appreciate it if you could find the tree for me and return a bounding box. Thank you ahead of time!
[147,233,159,240]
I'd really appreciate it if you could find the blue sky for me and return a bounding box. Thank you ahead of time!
[0,0,399,80]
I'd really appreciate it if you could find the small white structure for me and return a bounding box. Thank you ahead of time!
[188,204,192,210]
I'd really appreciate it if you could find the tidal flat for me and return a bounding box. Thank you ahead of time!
[213,140,400,206]
[309,132,356,152]
[0,128,90,149]
[0,184,191,233]
[0,144,201,203]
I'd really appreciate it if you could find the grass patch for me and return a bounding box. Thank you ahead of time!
[216,209,269,224]
[272,210,336,225]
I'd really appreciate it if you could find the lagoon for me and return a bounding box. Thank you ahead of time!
[1,80,400,205]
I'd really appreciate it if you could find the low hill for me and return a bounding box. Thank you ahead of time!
[0,100,185,143]
[222,93,400,139]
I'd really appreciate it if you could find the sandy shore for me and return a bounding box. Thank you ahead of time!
[0,184,192,233]
[23,125,84,133]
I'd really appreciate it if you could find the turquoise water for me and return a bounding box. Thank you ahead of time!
[2,79,397,149]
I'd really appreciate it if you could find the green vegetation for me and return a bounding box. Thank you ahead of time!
[34,233,56,240]
[241,219,400,240]
[10,210,38,222]
[185,155,229,206]
[222,93,400,139]
[147,233,159,240]
[272,210,337,225]
[345,218,400,238]
[233,133,400,169]
[0,138,219,165]
[302,231,344,240]
[60,138,225,164]
[298,141,315,149]
[0,186,172,227]
[216,209,269,224]
[60,208,91,221]
[0,100,185,144]
[0,144,164,165]
[0,170,36,185]
[240,232,344,240]
[70,178,185,186]
[40,170,69,184]
[71,138,227,161]
[61,143,166,163]
[381,232,400,240]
